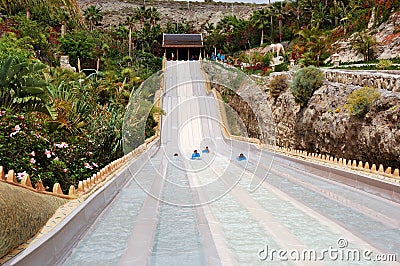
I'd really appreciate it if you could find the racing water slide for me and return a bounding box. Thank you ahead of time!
[6,61,400,265]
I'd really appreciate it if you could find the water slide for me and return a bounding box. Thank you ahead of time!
[6,61,400,265]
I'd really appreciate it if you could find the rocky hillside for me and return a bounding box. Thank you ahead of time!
[217,73,400,169]
[333,12,400,62]
[78,0,263,30]
[269,82,400,169]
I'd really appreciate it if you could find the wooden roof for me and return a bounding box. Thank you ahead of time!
[162,34,203,48]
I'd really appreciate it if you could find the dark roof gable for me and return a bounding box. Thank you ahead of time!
[162,34,203,48]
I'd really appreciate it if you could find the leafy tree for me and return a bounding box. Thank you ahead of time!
[213,15,251,54]
[0,32,34,65]
[0,0,82,26]
[60,30,97,68]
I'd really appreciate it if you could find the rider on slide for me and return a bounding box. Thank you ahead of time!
[202,146,210,153]
[237,153,247,161]
[191,150,201,159]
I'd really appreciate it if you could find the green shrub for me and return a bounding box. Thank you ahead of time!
[0,32,34,65]
[376,59,393,70]
[262,52,273,67]
[274,62,289,72]
[346,87,380,118]
[290,66,324,107]
[60,30,97,68]
[269,75,289,98]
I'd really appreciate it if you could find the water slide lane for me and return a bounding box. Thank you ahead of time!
[64,154,163,265]
[229,153,400,259]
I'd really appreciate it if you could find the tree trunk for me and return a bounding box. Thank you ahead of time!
[279,16,282,43]
[334,0,338,27]
[269,0,273,41]
[270,16,273,42]
[261,28,264,46]
[128,28,132,57]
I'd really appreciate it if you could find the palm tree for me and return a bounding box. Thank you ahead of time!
[310,2,330,29]
[251,9,269,46]
[84,5,103,31]
[265,3,276,42]
[146,7,160,27]
[351,31,377,61]
[125,16,136,57]
[202,22,215,35]
[273,1,289,43]
[296,28,327,66]
[134,6,147,28]
[113,24,128,53]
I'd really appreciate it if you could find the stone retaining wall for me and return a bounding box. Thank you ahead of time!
[324,69,400,92]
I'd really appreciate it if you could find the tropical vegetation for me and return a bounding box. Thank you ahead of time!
[0,2,164,192]
[201,0,399,67]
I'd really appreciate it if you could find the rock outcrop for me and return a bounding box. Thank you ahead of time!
[269,81,400,169]
[59,55,76,72]
[216,66,400,169]
[332,12,400,62]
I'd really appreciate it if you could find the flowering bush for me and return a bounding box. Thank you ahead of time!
[346,87,381,118]
[245,64,271,76]
[0,110,104,192]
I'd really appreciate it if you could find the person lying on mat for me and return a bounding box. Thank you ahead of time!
[191,150,201,159]
[237,153,247,161]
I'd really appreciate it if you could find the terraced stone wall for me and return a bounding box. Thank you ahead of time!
[324,70,400,92]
